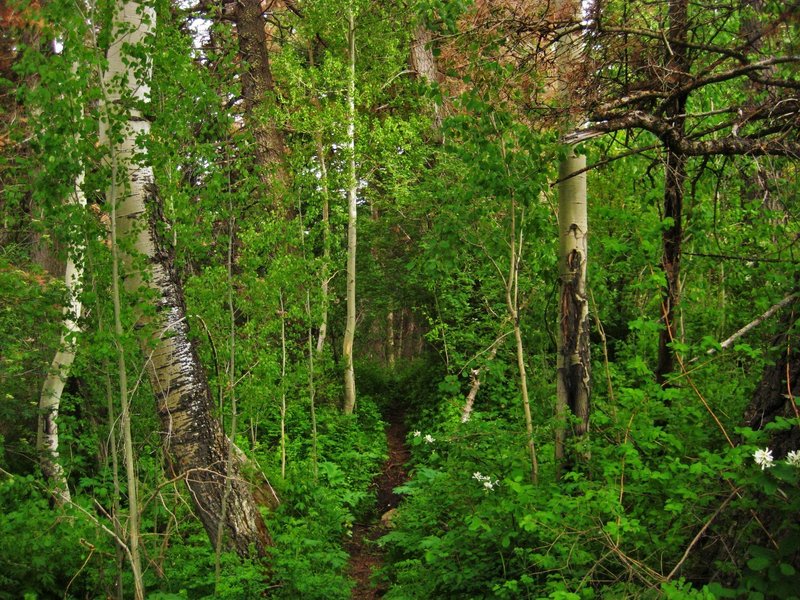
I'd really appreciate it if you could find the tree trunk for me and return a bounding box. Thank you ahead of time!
[656,0,689,383]
[342,5,357,415]
[555,150,590,475]
[37,176,85,506]
[103,0,270,558]
[387,310,396,368]
[314,130,331,355]
[461,340,501,423]
[410,25,442,130]
[745,301,800,457]
[234,0,286,182]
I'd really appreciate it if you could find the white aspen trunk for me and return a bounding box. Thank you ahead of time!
[342,4,357,415]
[387,310,396,368]
[100,0,269,559]
[555,151,590,475]
[315,133,331,355]
[308,43,332,355]
[461,341,501,424]
[37,176,85,506]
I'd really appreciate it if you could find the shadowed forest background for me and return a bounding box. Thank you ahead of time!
[1,0,799,598]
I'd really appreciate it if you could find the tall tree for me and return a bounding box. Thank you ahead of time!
[100,0,270,558]
[37,153,86,506]
[565,0,800,379]
[342,2,358,414]
[555,151,590,473]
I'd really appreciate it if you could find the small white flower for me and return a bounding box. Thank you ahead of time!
[424,434,435,444]
[786,450,800,467]
[472,471,483,481]
[412,431,421,437]
[753,447,774,470]
[483,480,494,490]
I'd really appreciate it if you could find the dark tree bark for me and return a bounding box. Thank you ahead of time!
[233,0,286,172]
[656,0,689,382]
[745,302,800,457]
[145,188,272,557]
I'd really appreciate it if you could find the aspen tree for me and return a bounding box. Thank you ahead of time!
[342,2,358,414]
[555,152,590,474]
[552,0,590,475]
[37,175,85,506]
[100,0,269,559]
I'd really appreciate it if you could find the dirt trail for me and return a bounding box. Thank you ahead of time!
[347,407,409,599]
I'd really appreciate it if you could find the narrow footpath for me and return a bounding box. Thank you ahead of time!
[347,407,410,599]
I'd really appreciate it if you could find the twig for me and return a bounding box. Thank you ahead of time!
[708,293,798,354]
[666,487,738,581]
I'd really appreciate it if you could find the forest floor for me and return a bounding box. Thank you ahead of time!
[347,406,409,599]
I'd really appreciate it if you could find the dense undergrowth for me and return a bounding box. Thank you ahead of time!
[0,357,389,599]
[375,355,799,599]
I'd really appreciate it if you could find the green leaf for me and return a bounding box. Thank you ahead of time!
[747,556,771,571]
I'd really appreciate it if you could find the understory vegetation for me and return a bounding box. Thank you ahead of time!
[1,0,799,598]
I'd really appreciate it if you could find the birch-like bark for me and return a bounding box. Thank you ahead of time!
[460,341,501,424]
[342,5,358,415]
[37,176,85,506]
[101,0,269,558]
[555,151,590,475]
[314,122,331,355]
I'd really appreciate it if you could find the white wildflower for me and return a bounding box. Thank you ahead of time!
[472,471,499,491]
[424,434,435,444]
[412,431,421,437]
[753,447,774,470]
[786,450,800,467]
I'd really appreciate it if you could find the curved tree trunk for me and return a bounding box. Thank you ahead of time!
[37,176,85,506]
[103,0,270,558]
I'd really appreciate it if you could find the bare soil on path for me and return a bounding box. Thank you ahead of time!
[347,407,409,599]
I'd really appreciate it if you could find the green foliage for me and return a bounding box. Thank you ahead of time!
[264,395,387,598]
[1,0,799,597]
[0,476,115,598]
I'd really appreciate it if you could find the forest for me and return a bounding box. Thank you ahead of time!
[0,0,799,597]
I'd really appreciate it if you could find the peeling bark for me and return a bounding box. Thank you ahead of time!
[556,151,590,474]
[103,0,270,558]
